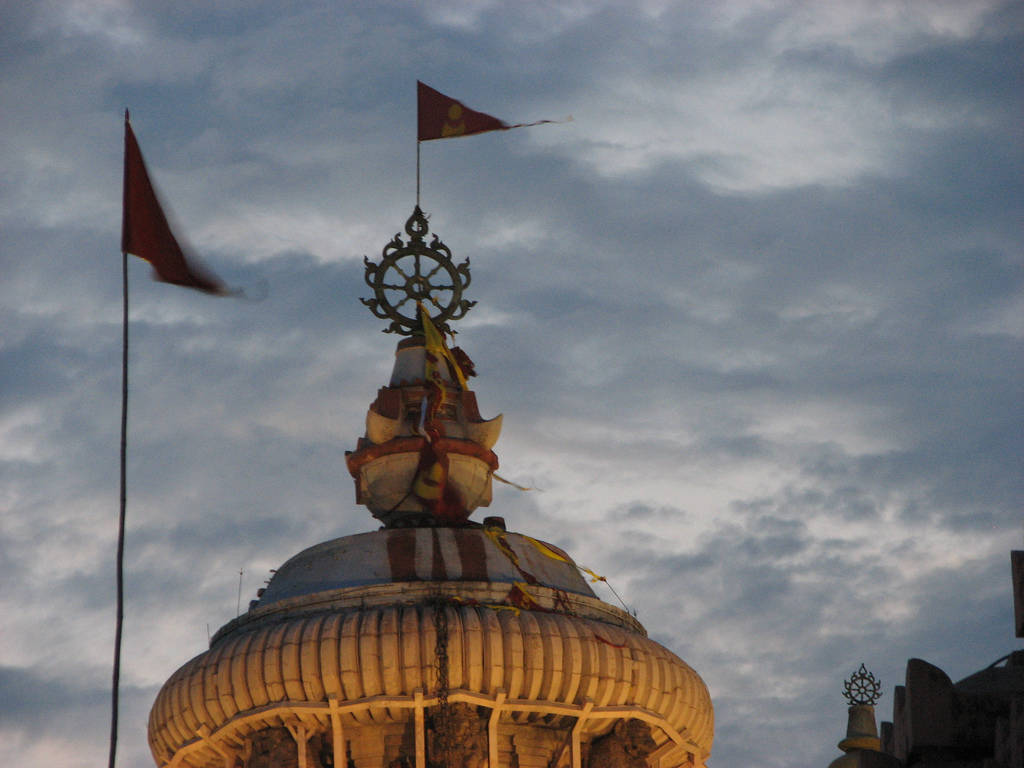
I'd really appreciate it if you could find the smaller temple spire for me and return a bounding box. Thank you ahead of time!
[828,665,900,768]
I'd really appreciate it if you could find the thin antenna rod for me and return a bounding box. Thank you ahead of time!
[236,567,244,617]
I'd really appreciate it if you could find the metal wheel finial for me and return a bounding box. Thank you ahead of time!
[842,663,882,705]
[361,207,475,335]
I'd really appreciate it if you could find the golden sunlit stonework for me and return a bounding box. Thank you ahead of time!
[148,209,714,768]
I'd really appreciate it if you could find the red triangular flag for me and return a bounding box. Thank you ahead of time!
[417,81,506,141]
[121,117,226,294]
[417,81,556,142]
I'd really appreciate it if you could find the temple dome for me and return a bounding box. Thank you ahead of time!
[148,207,714,767]
[148,525,714,767]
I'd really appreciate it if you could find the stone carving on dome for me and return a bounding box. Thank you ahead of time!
[586,718,658,768]
[428,703,489,768]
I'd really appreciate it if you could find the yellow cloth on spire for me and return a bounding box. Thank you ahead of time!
[411,460,445,500]
[523,535,607,583]
[419,303,468,389]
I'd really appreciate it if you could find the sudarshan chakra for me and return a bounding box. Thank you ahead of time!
[360,206,475,336]
[843,664,882,707]
[147,208,713,768]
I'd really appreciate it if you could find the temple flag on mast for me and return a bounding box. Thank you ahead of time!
[121,114,227,294]
[417,80,558,141]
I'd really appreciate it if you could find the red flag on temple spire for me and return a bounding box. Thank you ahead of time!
[121,114,227,294]
[417,80,557,141]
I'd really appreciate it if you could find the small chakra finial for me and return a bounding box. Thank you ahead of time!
[361,206,475,335]
[842,663,882,706]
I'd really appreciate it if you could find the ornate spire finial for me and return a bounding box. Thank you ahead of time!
[842,663,882,706]
[361,206,475,335]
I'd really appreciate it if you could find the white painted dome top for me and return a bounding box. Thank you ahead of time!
[257,526,597,607]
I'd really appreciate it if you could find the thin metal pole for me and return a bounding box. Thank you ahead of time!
[109,249,129,768]
[416,140,421,207]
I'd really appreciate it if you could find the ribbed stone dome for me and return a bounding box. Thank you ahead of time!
[148,526,713,768]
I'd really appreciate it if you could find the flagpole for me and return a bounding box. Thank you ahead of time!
[110,110,230,764]
[416,79,421,207]
[109,113,131,768]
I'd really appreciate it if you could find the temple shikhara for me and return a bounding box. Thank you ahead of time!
[146,208,715,767]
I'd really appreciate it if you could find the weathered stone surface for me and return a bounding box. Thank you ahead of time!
[827,751,902,768]
[246,727,297,768]
[952,688,1005,759]
[828,700,902,768]
[879,720,893,757]
[586,719,657,768]
[241,727,329,768]
[838,705,882,752]
[428,703,488,768]
[905,658,955,760]
[881,653,1024,767]
[888,685,907,762]
[994,695,1023,768]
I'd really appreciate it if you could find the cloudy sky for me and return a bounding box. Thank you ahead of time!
[2,1,1022,766]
